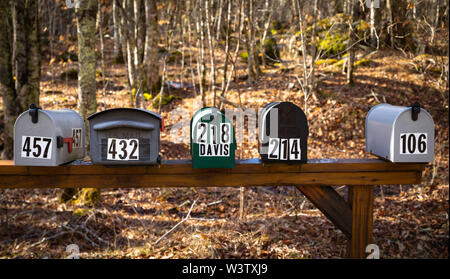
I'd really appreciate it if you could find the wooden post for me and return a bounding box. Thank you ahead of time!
[348,185,374,259]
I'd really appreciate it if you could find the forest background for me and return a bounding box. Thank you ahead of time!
[0,0,448,258]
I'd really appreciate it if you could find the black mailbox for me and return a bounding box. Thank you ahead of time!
[258,102,308,163]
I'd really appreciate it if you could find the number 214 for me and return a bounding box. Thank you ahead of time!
[268,138,301,160]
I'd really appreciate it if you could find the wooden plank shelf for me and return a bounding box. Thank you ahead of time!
[0,159,425,188]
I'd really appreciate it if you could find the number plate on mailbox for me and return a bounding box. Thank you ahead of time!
[21,136,53,159]
[101,138,150,161]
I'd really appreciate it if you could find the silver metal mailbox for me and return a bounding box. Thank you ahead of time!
[14,104,85,166]
[365,103,434,162]
[88,108,162,165]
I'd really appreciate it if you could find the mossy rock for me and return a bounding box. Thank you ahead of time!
[262,37,280,65]
[239,51,249,62]
[72,208,93,218]
[335,58,346,67]
[151,94,178,108]
[143,93,152,101]
[238,50,263,65]
[59,188,81,203]
[60,69,78,80]
[72,188,101,207]
[354,59,373,68]
[317,32,348,57]
[315,58,338,66]
[297,14,371,58]
[60,51,78,62]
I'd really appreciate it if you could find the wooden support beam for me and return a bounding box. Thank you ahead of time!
[297,185,352,239]
[348,185,374,259]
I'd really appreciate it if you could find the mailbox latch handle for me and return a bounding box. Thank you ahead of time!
[57,136,74,153]
[29,104,40,124]
[411,102,421,121]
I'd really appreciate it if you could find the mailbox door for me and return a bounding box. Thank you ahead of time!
[392,108,435,162]
[191,108,236,169]
[259,102,308,163]
[94,124,154,165]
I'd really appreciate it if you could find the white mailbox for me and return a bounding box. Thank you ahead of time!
[14,104,85,166]
[365,103,434,163]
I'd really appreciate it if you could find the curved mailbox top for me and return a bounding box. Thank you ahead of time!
[365,103,434,134]
[190,107,235,144]
[93,120,155,131]
[88,107,162,120]
[16,108,83,128]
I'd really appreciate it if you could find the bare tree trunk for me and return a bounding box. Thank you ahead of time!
[98,0,107,106]
[215,0,224,40]
[144,0,160,98]
[76,0,98,146]
[0,0,19,160]
[186,0,198,96]
[220,0,232,103]
[12,0,41,110]
[346,0,357,85]
[63,0,100,205]
[205,0,217,107]
[0,0,41,159]
[113,0,122,59]
[126,0,137,106]
[369,0,379,49]
[295,0,314,113]
[220,0,244,105]
[134,0,146,108]
[261,0,273,67]
[386,0,394,48]
[309,0,318,92]
[245,0,260,82]
[196,0,207,107]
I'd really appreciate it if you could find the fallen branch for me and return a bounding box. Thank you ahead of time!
[29,231,69,248]
[154,199,197,245]
[207,200,222,206]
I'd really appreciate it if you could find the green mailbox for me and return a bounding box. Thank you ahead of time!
[190,107,236,169]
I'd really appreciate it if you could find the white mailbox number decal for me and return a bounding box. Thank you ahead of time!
[196,123,231,157]
[72,128,82,148]
[107,138,139,160]
[268,138,301,160]
[400,133,427,155]
[21,136,52,159]
[196,122,231,144]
